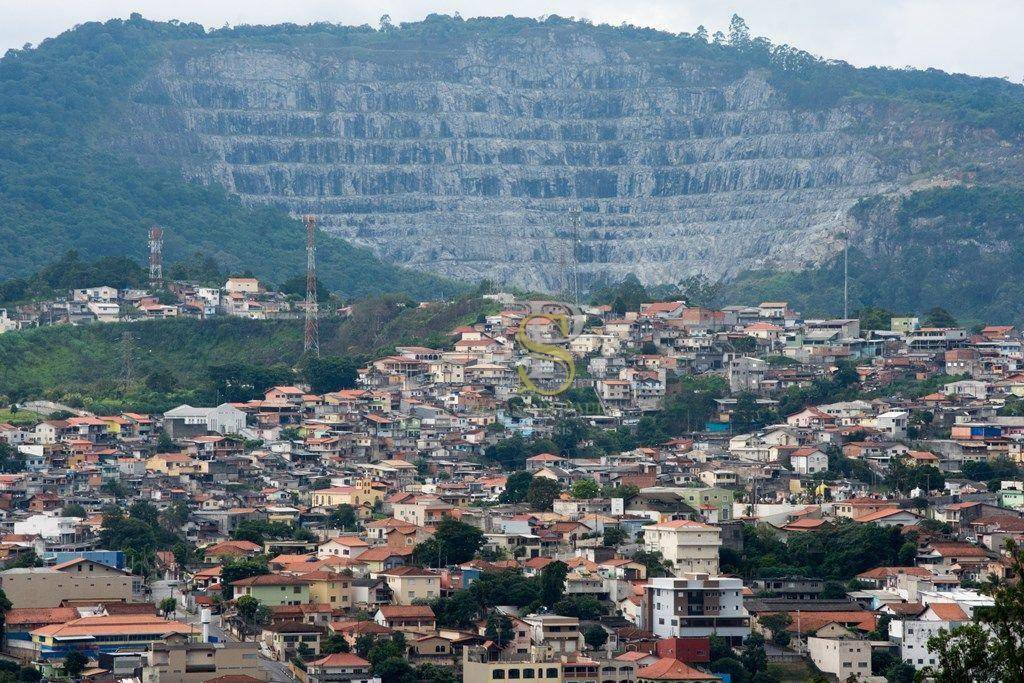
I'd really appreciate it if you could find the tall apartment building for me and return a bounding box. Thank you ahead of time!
[643,574,750,646]
[642,520,721,575]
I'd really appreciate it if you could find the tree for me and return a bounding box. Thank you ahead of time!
[727,14,751,46]
[279,273,330,301]
[63,651,89,679]
[367,639,404,669]
[887,455,944,494]
[540,561,568,607]
[303,355,359,393]
[0,587,10,630]
[146,368,178,393]
[883,661,915,683]
[155,431,176,453]
[709,657,746,683]
[0,442,24,474]
[709,635,732,662]
[740,633,768,678]
[927,623,995,682]
[553,595,602,620]
[731,392,775,434]
[926,540,1024,681]
[432,590,481,629]
[329,504,359,531]
[158,597,177,618]
[484,612,515,648]
[373,657,416,683]
[759,612,793,647]
[635,416,668,446]
[499,471,533,504]
[570,479,600,500]
[526,477,562,512]
[602,526,628,547]
[821,581,848,599]
[857,306,894,331]
[923,306,958,328]
[16,666,42,682]
[61,503,87,518]
[355,633,377,658]
[321,633,351,654]
[632,550,673,578]
[234,595,262,625]
[416,663,457,683]
[220,557,269,598]
[485,435,530,471]
[413,518,484,567]
[584,624,608,650]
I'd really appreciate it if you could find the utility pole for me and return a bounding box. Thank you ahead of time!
[149,226,164,289]
[303,215,320,358]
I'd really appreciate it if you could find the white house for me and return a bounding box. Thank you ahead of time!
[876,410,910,439]
[790,447,828,475]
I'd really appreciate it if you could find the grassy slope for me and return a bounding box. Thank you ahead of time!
[0,296,496,413]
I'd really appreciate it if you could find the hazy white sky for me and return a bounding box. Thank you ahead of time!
[3,0,1022,81]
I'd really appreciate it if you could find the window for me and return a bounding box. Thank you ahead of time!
[508,670,520,679]
[492,671,505,680]
[546,669,558,679]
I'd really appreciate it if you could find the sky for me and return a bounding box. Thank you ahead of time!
[3,0,1022,82]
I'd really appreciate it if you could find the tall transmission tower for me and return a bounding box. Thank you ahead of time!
[148,226,164,289]
[303,215,320,357]
[568,208,582,305]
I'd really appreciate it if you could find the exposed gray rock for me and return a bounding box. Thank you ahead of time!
[123,30,1010,292]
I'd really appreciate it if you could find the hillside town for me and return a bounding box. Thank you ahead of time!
[1,291,1024,683]
[0,276,315,333]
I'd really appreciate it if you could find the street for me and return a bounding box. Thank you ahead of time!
[150,579,298,681]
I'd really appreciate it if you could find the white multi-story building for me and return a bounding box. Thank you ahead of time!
[889,603,970,671]
[642,519,721,575]
[876,410,910,439]
[643,574,750,645]
[521,614,582,656]
[808,631,872,680]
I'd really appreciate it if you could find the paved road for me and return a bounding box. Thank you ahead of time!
[149,579,297,681]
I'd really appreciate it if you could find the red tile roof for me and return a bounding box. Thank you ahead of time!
[636,658,719,681]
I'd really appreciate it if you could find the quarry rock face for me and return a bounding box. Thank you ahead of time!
[126,30,975,292]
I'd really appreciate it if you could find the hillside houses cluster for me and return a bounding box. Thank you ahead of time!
[1,294,1024,681]
[0,277,306,331]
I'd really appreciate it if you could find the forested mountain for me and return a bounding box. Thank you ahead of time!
[3,14,1024,316]
[0,17,458,299]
